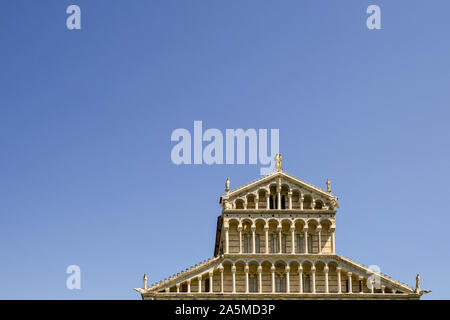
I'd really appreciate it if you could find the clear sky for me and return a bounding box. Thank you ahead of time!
[0,0,449,299]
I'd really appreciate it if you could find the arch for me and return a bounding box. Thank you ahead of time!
[327,261,339,269]
[300,260,314,270]
[227,217,240,225]
[247,260,261,267]
[254,218,266,227]
[303,194,313,209]
[293,218,307,229]
[258,188,269,197]
[320,218,333,229]
[260,259,273,267]
[314,199,324,210]
[291,188,302,197]
[241,218,253,228]
[235,198,245,209]
[291,189,301,209]
[314,260,327,270]
[307,218,320,229]
[280,183,290,193]
[234,260,246,268]
[221,259,234,267]
[274,260,287,269]
[267,218,280,227]
[280,218,292,227]
[287,260,301,268]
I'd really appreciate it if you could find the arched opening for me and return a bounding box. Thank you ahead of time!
[247,195,256,209]
[275,262,287,293]
[269,185,278,209]
[304,274,311,293]
[292,190,301,209]
[235,199,244,209]
[270,232,279,253]
[315,200,324,210]
[258,190,267,209]
[281,195,286,209]
[307,234,313,253]
[280,185,289,209]
[242,222,252,253]
[248,262,259,293]
[303,195,312,209]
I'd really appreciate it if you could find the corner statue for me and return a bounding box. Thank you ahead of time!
[143,274,148,290]
[275,153,282,171]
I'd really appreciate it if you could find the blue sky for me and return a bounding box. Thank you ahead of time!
[0,0,449,299]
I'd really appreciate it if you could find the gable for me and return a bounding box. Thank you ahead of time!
[222,171,338,210]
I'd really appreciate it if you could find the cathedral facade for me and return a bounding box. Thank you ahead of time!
[135,156,428,299]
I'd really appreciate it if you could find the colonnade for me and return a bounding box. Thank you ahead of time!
[223,218,335,255]
[167,260,394,295]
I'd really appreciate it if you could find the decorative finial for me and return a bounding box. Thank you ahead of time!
[326,178,331,193]
[275,153,282,172]
[225,178,230,194]
[143,274,148,289]
[415,274,420,293]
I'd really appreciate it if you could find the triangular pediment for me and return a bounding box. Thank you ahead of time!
[221,171,338,210]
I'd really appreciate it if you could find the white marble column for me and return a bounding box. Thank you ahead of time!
[187,279,191,293]
[298,266,303,293]
[266,195,270,209]
[291,227,295,254]
[176,283,180,293]
[245,264,249,293]
[271,265,276,293]
[258,266,262,293]
[252,226,256,254]
[317,226,322,254]
[277,189,281,209]
[285,266,290,293]
[198,275,202,293]
[219,265,224,293]
[348,272,352,293]
[264,226,269,254]
[255,196,259,210]
[238,225,242,254]
[300,196,304,210]
[381,285,385,294]
[337,267,342,294]
[231,265,236,293]
[324,266,329,293]
[288,191,292,210]
[278,227,282,254]
[311,267,316,293]
[209,271,213,293]
[304,228,308,253]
